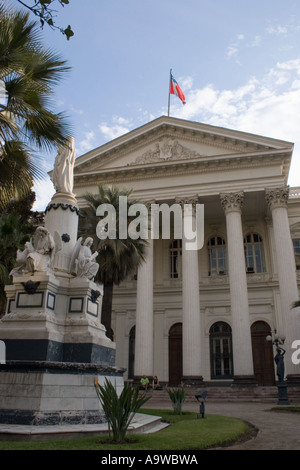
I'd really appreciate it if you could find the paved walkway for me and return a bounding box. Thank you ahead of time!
[0,400,299,449]
[145,399,300,450]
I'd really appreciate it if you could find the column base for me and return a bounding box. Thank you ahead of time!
[182,376,204,386]
[232,375,257,387]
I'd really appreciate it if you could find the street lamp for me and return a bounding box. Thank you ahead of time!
[266,329,290,405]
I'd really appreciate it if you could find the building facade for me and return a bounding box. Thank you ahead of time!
[73,116,300,386]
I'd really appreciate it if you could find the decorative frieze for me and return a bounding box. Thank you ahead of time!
[220,192,244,214]
[265,187,289,209]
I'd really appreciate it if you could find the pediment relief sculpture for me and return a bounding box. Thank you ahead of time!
[128,138,207,166]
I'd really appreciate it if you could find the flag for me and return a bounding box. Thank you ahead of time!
[170,73,186,105]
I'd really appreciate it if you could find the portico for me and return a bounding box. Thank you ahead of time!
[73,116,300,386]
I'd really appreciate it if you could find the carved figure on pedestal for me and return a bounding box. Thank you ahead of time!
[69,237,99,280]
[274,346,286,383]
[9,241,34,276]
[27,226,55,273]
[52,136,76,194]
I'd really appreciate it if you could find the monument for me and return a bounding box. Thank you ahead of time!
[0,137,124,425]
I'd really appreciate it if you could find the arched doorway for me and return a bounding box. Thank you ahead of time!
[251,321,275,385]
[209,322,233,379]
[168,323,182,386]
[128,326,135,380]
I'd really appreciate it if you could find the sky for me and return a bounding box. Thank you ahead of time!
[11,0,300,210]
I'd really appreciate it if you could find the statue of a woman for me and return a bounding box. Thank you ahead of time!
[274,346,286,383]
[52,136,76,194]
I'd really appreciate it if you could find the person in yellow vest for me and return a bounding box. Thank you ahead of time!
[140,375,149,390]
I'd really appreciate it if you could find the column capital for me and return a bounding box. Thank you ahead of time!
[175,195,199,207]
[265,187,289,210]
[220,191,244,215]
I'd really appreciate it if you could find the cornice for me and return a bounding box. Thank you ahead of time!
[74,120,293,174]
[74,151,288,188]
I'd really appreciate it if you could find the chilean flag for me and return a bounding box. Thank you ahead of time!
[170,73,186,105]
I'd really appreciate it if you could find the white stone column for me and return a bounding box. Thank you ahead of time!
[44,191,79,276]
[265,187,300,380]
[134,238,154,378]
[181,199,203,383]
[220,192,255,383]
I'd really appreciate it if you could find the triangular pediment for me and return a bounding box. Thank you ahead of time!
[74,116,293,176]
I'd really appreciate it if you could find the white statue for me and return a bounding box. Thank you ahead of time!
[9,241,34,276]
[70,237,99,280]
[52,136,76,194]
[27,226,55,273]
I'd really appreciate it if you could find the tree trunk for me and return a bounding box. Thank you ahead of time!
[101,279,114,340]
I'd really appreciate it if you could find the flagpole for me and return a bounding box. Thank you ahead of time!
[168,68,172,117]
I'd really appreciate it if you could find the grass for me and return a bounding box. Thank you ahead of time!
[0,409,251,450]
[271,406,300,413]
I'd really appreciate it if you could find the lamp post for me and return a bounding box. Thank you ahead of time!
[266,329,290,405]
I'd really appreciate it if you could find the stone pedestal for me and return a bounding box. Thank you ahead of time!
[277,382,290,405]
[0,362,124,425]
[0,271,121,424]
[0,147,124,425]
[3,272,114,365]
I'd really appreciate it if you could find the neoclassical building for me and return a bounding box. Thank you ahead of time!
[73,116,300,386]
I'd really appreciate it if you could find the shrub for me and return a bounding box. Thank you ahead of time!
[166,386,186,414]
[94,378,149,442]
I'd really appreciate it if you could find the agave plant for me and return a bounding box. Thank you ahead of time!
[94,378,149,442]
[166,386,186,415]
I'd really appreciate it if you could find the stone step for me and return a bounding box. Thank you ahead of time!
[141,385,300,403]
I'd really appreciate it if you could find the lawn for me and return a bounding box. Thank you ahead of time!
[0,409,251,450]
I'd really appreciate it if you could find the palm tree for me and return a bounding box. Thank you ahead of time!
[79,185,148,340]
[0,5,71,208]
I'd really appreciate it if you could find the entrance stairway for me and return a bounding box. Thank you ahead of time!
[142,385,300,404]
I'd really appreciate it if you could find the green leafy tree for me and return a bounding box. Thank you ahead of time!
[94,378,149,443]
[0,211,33,315]
[0,5,71,208]
[16,0,74,39]
[79,185,148,340]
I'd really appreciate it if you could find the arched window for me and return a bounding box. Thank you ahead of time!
[209,322,233,379]
[244,233,266,273]
[170,240,182,278]
[208,236,226,275]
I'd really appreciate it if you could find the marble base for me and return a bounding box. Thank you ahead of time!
[0,361,124,425]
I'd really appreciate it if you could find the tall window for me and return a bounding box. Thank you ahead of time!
[170,240,182,278]
[244,233,266,273]
[208,236,226,275]
[293,239,300,270]
[209,322,233,379]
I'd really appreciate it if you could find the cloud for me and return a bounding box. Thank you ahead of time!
[99,116,132,141]
[171,59,300,187]
[32,176,55,212]
[267,25,288,34]
[226,34,245,59]
[77,131,95,154]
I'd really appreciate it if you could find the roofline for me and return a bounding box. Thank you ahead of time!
[74,115,294,169]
